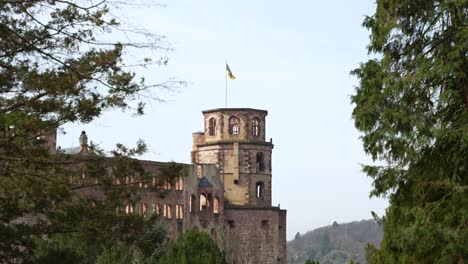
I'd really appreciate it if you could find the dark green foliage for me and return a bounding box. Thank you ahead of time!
[28,215,167,264]
[305,260,320,264]
[135,215,168,263]
[288,220,382,264]
[0,1,182,262]
[159,229,226,264]
[352,0,467,263]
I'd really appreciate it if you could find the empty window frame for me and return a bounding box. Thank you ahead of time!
[214,197,220,214]
[175,176,184,190]
[163,180,172,190]
[252,118,260,136]
[189,195,197,213]
[163,204,172,219]
[229,116,240,135]
[125,203,134,214]
[256,152,265,172]
[125,176,134,184]
[113,176,121,185]
[140,202,148,215]
[176,204,184,219]
[200,193,207,211]
[208,118,217,136]
[256,181,264,198]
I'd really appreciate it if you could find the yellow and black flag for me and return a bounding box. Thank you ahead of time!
[226,63,236,80]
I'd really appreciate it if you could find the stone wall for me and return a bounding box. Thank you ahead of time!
[224,207,287,264]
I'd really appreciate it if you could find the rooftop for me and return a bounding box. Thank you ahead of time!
[202,108,268,115]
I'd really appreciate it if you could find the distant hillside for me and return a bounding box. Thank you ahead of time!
[287,220,383,264]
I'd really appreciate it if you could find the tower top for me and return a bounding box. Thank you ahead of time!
[202,108,268,115]
[195,108,269,144]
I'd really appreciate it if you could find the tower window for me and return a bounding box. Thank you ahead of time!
[208,118,217,136]
[256,152,265,172]
[229,116,240,135]
[252,118,260,136]
[256,181,264,198]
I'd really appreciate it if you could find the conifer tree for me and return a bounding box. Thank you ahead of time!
[352,0,467,263]
[159,229,227,264]
[0,1,182,262]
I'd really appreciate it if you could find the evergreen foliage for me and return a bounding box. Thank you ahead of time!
[0,1,182,262]
[28,215,167,264]
[352,0,467,263]
[159,229,227,264]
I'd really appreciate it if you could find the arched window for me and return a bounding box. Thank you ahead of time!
[208,118,217,136]
[252,118,260,136]
[229,116,240,135]
[214,197,220,214]
[256,181,264,198]
[189,195,197,213]
[256,152,265,172]
[200,193,207,211]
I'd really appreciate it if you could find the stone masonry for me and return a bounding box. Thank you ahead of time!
[54,108,287,264]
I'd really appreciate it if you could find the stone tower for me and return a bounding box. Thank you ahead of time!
[192,108,286,264]
[192,108,273,207]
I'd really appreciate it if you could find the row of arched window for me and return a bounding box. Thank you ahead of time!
[112,176,184,190]
[208,117,261,136]
[124,202,184,220]
[189,193,220,214]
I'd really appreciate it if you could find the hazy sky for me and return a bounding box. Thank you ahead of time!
[58,0,387,240]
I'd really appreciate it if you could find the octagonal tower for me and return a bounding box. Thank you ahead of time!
[192,108,273,206]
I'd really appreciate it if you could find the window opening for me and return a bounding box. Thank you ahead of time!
[208,118,217,136]
[252,118,260,136]
[200,193,207,211]
[140,202,148,215]
[164,204,172,219]
[229,116,240,135]
[256,181,264,198]
[190,195,197,213]
[175,176,184,190]
[125,203,134,214]
[176,204,184,219]
[214,197,220,214]
[256,152,265,172]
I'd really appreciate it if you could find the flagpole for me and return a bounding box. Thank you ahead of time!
[225,60,228,108]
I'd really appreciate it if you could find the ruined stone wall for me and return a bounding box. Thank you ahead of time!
[65,107,286,264]
[223,207,287,264]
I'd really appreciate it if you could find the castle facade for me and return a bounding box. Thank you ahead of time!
[60,108,287,264]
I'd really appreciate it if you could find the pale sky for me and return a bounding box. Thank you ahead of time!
[58,0,387,240]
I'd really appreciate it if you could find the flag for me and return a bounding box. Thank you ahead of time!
[226,63,236,80]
